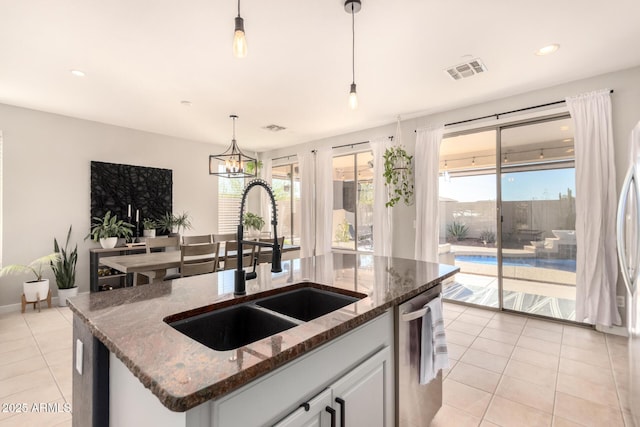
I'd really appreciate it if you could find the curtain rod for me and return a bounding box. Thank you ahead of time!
[332,136,393,150]
[415,89,615,131]
[272,136,393,161]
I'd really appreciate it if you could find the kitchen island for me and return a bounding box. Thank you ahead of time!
[69,253,458,426]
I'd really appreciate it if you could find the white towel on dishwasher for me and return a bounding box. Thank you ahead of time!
[419,296,449,384]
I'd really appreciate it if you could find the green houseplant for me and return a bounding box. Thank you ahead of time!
[382,146,414,207]
[243,212,265,238]
[244,160,263,176]
[142,218,157,238]
[158,212,193,236]
[51,225,78,306]
[0,252,60,311]
[86,210,134,248]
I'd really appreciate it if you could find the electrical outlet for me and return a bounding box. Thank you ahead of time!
[616,296,625,308]
[75,339,83,375]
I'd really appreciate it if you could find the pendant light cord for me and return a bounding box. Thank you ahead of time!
[237,0,241,17]
[351,4,355,85]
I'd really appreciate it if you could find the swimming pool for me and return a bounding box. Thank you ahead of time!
[455,255,576,272]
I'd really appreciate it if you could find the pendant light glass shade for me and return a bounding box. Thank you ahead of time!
[209,115,257,178]
[349,83,358,110]
[233,1,247,58]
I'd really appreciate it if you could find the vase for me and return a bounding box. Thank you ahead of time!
[23,279,50,302]
[99,237,118,249]
[143,229,156,238]
[57,287,78,307]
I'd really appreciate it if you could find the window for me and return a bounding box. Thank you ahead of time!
[271,163,300,244]
[217,165,244,234]
[332,151,374,252]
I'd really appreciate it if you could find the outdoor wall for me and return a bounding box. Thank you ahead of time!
[0,104,225,308]
[441,199,575,244]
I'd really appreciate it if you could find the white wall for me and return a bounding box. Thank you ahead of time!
[265,65,640,324]
[0,104,225,306]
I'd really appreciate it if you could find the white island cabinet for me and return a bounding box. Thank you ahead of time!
[275,346,392,427]
[109,309,394,427]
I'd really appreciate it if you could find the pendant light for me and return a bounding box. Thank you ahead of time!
[345,0,361,109]
[233,0,247,58]
[209,115,257,178]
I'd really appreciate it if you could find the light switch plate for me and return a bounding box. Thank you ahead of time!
[75,339,83,375]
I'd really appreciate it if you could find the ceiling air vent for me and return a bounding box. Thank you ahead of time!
[445,58,487,81]
[263,124,287,132]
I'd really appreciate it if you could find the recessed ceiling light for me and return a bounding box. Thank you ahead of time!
[535,44,559,56]
[562,138,573,142]
[560,125,569,131]
[70,69,86,77]
[180,100,192,107]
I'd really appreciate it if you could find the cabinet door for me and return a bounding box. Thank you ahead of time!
[274,388,331,427]
[330,346,393,427]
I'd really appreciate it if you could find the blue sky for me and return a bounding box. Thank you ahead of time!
[440,168,576,202]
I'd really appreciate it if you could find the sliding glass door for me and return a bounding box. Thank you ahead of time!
[440,115,578,321]
[439,130,499,308]
[499,117,577,320]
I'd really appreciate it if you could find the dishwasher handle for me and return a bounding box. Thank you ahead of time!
[401,306,429,322]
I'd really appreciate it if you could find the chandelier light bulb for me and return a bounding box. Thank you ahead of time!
[539,149,544,159]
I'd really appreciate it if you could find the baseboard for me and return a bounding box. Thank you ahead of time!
[596,323,629,337]
[0,291,89,315]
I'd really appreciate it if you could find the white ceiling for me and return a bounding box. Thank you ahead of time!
[1,0,639,152]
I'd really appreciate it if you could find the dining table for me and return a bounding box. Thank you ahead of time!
[99,244,300,284]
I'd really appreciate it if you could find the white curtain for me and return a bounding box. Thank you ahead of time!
[259,158,273,235]
[414,125,444,262]
[297,151,315,258]
[371,136,393,257]
[315,148,333,256]
[566,89,621,326]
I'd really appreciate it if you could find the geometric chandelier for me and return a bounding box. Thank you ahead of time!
[209,115,257,178]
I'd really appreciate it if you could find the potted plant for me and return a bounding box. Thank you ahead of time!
[51,225,78,306]
[86,210,134,248]
[382,145,414,207]
[245,160,263,176]
[142,218,157,238]
[243,212,265,238]
[158,211,193,236]
[0,252,60,312]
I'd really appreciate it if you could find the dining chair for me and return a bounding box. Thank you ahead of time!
[182,234,213,245]
[145,236,180,253]
[257,237,284,264]
[135,236,181,284]
[223,241,256,270]
[180,242,220,277]
[213,233,237,243]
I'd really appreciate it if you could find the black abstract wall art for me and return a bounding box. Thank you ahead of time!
[90,161,172,235]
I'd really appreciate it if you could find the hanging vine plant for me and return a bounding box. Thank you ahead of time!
[383,145,414,207]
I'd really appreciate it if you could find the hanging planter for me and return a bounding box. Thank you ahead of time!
[383,145,414,207]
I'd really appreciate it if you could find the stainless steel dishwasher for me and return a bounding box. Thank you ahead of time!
[396,283,443,426]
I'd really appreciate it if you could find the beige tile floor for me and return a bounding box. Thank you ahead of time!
[0,303,634,426]
[434,302,634,427]
[0,306,72,427]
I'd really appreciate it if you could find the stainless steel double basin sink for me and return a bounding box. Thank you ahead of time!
[164,285,366,351]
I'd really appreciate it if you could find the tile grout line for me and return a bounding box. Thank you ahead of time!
[25,310,71,406]
[604,334,628,424]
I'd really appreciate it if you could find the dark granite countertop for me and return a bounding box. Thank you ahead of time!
[69,253,458,412]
